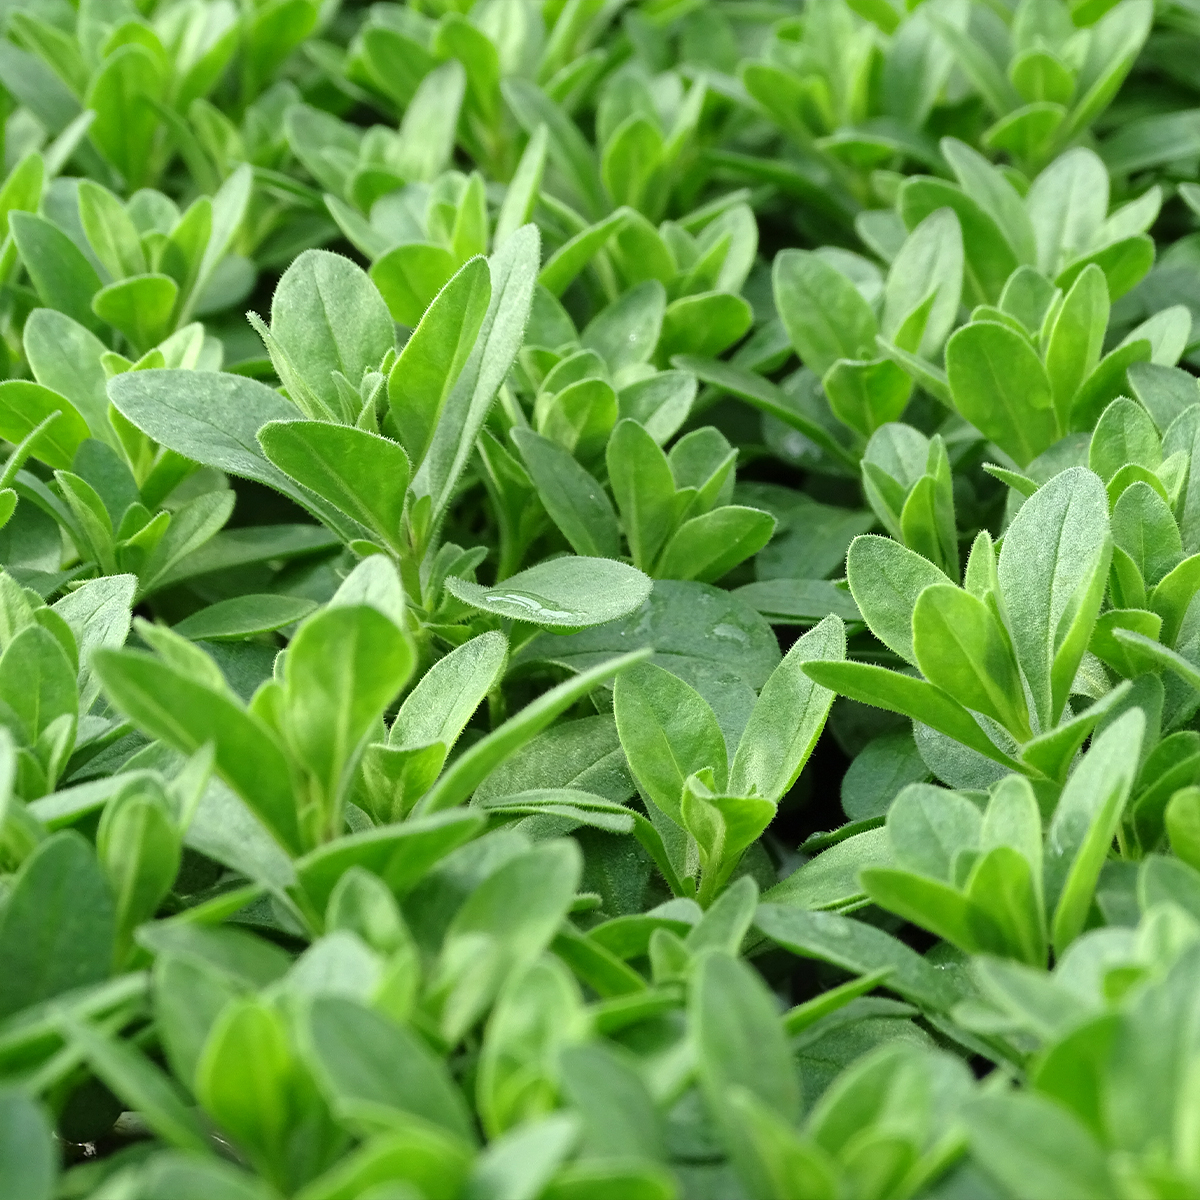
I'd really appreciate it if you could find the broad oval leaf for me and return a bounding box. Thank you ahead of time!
[445,556,651,629]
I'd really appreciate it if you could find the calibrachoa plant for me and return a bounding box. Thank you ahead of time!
[4,2,1200,1199]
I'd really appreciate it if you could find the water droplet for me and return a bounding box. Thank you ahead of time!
[484,590,576,621]
[712,622,749,645]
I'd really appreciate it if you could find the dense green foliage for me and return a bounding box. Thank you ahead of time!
[4,0,1200,1196]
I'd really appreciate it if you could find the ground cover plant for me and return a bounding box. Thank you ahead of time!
[7,0,1200,1197]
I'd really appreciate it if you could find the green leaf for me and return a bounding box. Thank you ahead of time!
[912,584,1031,739]
[614,660,727,825]
[773,249,877,376]
[512,428,621,558]
[886,783,981,882]
[391,630,508,752]
[1026,148,1109,277]
[96,777,181,964]
[417,648,651,816]
[1167,788,1200,873]
[0,1092,56,1200]
[1112,481,1181,587]
[658,292,753,362]
[822,358,912,438]
[258,422,410,552]
[517,581,779,752]
[1062,0,1152,143]
[467,1114,579,1200]
[138,489,236,596]
[729,615,844,804]
[606,418,677,571]
[282,603,414,833]
[846,534,948,665]
[10,212,103,334]
[293,811,486,917]
[560,1042,664,1162]
[92,274,178,354]
[196,997,337,1189]
[881,207,963,357]
[503,79,606,220]
[655,506,776,584]
[428,839,581,1042]
[965,1093,1113,1200]
[733,579,861,626]
[860,866,1002,955]
[265,249,394,420]
[696,357,855,464]
[446,557,650,629]
[173,595,318,642]
[50,572,134,714]
[538,210,631,298]
[93,649,303,854]
[0,831,114,1020]
[602,115,663,212]
[85,44,163,188]
[301,995,475,1141]
[537,377,618,462]
[996,466,1111,730]
[370,243,457,327]
[802,660,1021,770]
[130,1155,275,1200]
[394,59,465,182]
[945,320,1057,466]
[147,524,339,593]
[692,951,800,1126]
[840,730,930,821]
[1129,363,1199,436]
[0,381,90,471]
[107,370,364,544]
[77,179,147,279]
[754,904,961,1010]
[898,177,1016,305]
[414,225,540,523]
[941,136,1037,266]
[1018,683,1131,785]
[965,846,1046,966]
[1089,396,1161,484]
[766,827,891,911]
[581,281,666,375]
[22,310,113,445]
[1046,708,1143,953]
[1045,265,1109,428]
[388,256,491,469]
[495,125,548,249]
[0,624,77,745]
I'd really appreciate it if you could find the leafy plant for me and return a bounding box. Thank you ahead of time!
[3,1,1200,1197]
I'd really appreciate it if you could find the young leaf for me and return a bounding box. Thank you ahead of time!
[281,603,414,838]
[614,660,727,824]
[847,534,949,664]
[773,250,877,375]
[258,421,410,551]
[996,467,1111,730]
[388,257,491,469]
[266,250,395,421]
[945,320,1057,466]
[728,615,844,803]
[413,225,540,522]
[912,584,1031,739]
[1045,708,1143,953]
